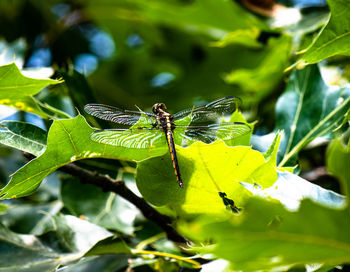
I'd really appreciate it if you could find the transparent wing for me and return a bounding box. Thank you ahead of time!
[90,128,165,149]
[175,122,251,144]
[173,96,242,124]
[84,103,156,126]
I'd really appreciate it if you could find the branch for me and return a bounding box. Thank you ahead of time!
[23,153,188,244]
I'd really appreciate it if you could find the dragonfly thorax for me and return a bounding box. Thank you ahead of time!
[152,103,168,114]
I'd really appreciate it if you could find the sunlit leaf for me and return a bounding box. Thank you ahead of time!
[0,63,59,98]
[299,0,350,65]
[136,140,278,215]
[241,171,345,211]
[275,64,350,166]
[263,131,281,161]
[225,110,254,147]
[0,115,167,199]
[0,63,62,118]
[0,121,47,156]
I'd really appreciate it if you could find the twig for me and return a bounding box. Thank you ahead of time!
[23,152,188,244]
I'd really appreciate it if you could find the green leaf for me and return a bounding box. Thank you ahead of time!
[0,121,47,157]
[299,0,350,65]
[0,115,167,199]
[225,110,254,147]
[0,201,62,235]
[0,63,59,98]
[327,137,350,206]
[0,222,61,272]
[0,213,114,272]
[0,63,62,118]
[39,214,112,253]
[84,236,131,256]
[136,141,278,215]
[275,64,350,166]
[224,35,292,103]
[181,198,350,271]
[263,131,282,161]
[61,176,139,234]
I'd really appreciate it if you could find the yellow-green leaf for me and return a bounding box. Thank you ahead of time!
[298,0,350,64]
[136,141,278,215]
[0,63,62,118]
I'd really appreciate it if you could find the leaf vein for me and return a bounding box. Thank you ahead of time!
[58,122,80,156]
[311,29,350,55]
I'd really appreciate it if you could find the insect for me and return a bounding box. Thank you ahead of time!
[84,96,251,188]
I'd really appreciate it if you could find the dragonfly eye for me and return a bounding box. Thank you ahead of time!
[152,103,167,114]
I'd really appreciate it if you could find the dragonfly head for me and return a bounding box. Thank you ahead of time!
[152,103,167,114]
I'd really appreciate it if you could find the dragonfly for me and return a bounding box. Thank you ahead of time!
[84,96,251,188]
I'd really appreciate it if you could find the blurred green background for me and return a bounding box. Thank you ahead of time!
[0,0,303,122]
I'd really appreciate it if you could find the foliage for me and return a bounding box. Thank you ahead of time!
[137,141,277,214]
[0,1,350,272]
[298,0,350,65]
[181,197,350,271]
[0,63,65,118]
[0,115,166,199]
[275,64,350,166]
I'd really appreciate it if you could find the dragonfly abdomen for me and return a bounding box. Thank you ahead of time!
[166,130,183,188]
[155,110,183,188]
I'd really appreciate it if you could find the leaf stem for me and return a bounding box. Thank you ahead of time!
[135,232,166,250]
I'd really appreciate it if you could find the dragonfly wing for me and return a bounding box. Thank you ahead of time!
[213,122,251,140]
[175,122,251,144]
[90,128,165,149]
[173,96,242,123]
[175,126,216,144]
[84,103,156,126]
